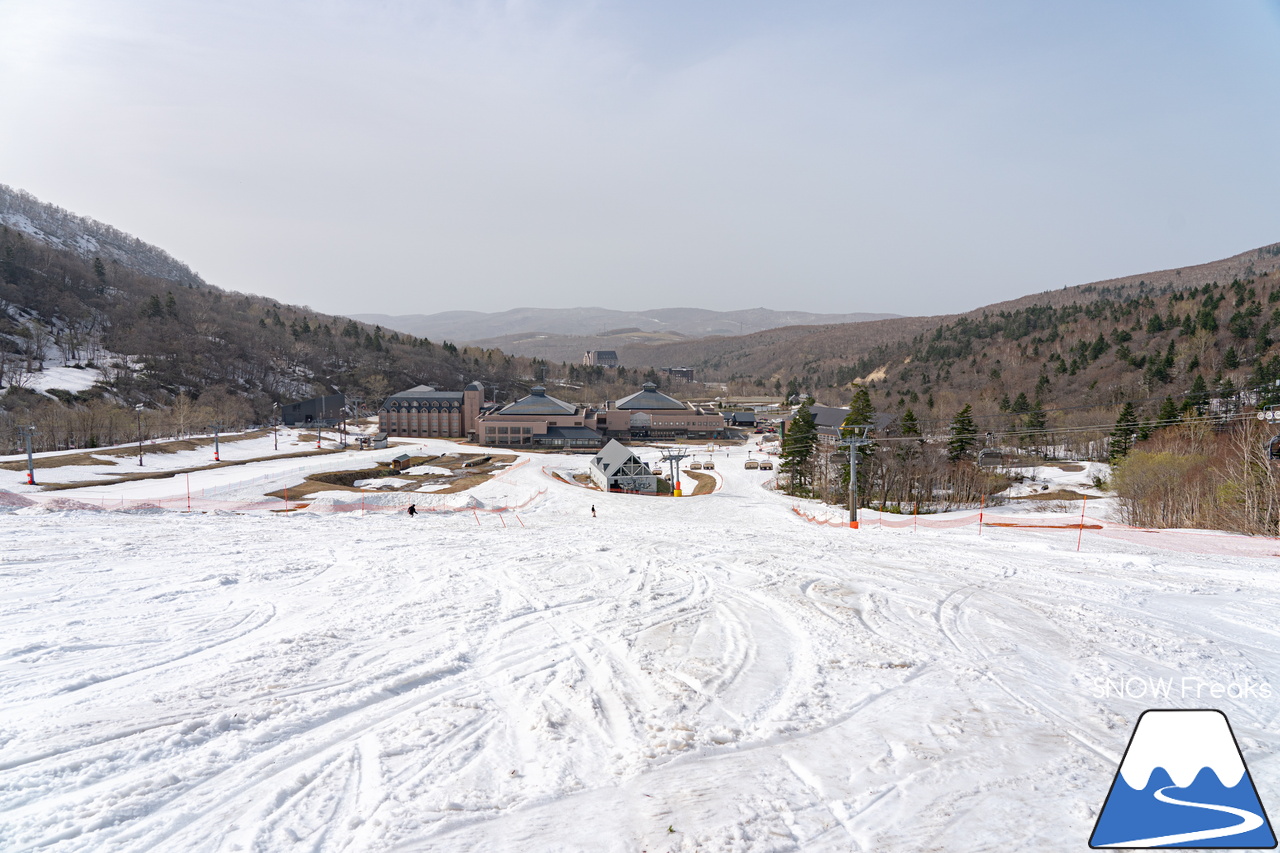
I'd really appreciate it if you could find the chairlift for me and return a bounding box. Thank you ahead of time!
[977,448,1004,467]
[1268,434,1280,462]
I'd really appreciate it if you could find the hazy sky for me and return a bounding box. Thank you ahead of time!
[3,1,1280,319]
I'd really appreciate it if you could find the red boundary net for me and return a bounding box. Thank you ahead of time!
[9,487,548,519]
[789,504,1280,558]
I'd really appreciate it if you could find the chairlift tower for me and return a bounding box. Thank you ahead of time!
[835,424,874,529]
[659,448,691,497]
[18,425,37,485]
[209,423,224,462]
[1257,405,1280,461]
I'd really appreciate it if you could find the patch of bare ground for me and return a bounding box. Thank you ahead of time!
[1013,488,1092,501]
[1039,462,1086,472]
[265,453,517,500]
[681,470,716,496]
[2,430,281,472]
[571,473,601,489]
[37,447,346,491]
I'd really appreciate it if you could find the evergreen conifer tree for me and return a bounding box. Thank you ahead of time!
[780,398,818,495]
[900,408,921,437]
[947,405,978,462]
[1109,402,1138,463]
[1156,396,1180,426]
[844,386,875,430]
[1022,400,1047,442]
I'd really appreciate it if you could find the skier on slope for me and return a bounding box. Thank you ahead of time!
[408,504,417,517]
[591,505,596,518]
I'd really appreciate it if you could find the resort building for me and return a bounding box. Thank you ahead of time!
[378,382,484,439]
[475,386,604,449]
[595,383,725,440]
[583,350,619,367]
[281,393,346,427]
[589,440,658,493]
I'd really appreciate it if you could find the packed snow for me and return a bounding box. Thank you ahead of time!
[0,438,1277,852]
[16,364,105,395]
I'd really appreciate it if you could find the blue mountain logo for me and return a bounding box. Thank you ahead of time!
[1091,709,1276,848]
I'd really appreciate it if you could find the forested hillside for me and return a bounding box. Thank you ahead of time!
[613,242,1280,425]
[0,226,527,452]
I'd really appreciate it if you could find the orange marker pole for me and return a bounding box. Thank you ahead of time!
[1077,496,1088,552]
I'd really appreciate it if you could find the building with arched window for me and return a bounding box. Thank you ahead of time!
[378,382,484,439]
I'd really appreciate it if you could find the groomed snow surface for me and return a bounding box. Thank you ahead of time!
[1,439,1278,852]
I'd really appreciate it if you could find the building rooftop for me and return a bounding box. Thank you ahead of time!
[614,383,686,411]
[540,426,603,441]
[494,386,578,417]
[382,385,465,410]
[591,438,645,476]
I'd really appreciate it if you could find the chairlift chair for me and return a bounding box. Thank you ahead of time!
[1260,406,1280,460]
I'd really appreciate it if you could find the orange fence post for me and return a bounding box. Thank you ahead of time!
[979,495,985,536]
[1077,496,1088,552]
[499,512,506,528]
[473,509,481,526]
[515,514,525,528]
[186,473,191,512]
[913,502,918,533]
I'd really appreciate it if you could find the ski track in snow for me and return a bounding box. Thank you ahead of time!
[0,442,1277,852]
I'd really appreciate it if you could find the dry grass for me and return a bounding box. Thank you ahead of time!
[265,453,518,500]
[1,430,276,471]
[571,473,601,490]
[681,470,717,496]
[1014,489,1091,502]
[40,447,346,491]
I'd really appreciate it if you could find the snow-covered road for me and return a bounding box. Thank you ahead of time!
[1,442,1277,851]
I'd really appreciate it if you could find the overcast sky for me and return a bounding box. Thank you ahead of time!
[3,1,1279,319]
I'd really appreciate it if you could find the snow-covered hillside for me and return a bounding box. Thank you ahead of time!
[0,439,1276,852]
[0,183,204,285]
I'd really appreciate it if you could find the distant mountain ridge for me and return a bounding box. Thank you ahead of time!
[0,183,206,286]
[348,306,900,343]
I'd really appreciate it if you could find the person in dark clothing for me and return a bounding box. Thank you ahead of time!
[591,505,596,518]
[408,504,417,517]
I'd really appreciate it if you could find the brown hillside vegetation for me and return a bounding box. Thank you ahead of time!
[619,241,1280,391]
[614,242,1280,437]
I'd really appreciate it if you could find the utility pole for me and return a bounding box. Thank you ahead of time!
[836,424,874,529]
[210,424,223,462]
[18,425,36,485]
[272,402,279,451]
[136,404,145,466]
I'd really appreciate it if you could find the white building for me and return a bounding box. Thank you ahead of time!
[588,439,658,494]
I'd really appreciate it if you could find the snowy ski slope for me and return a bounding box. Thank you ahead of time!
[1,440,1277,851]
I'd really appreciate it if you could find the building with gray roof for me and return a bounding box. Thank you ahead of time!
[583,350,619,367]
[589,439,657,493]
[596,383,725,440]
[476,386,603,449]
[614,383,686,411]
[378,383,484,440]
[281,393,346,427]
